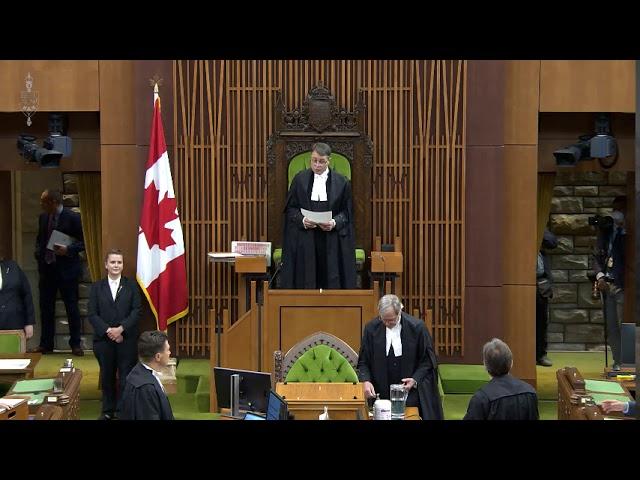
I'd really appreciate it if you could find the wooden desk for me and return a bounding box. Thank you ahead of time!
[0,397,29,420]
[276,382,368,420]
[603,367,636,396]
[5,368,82,420]
[0,353,42,384]
[557,367,633,420]
[219,405,420,420]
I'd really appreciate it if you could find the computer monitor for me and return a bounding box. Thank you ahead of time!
[214,367,272,413]
[266,390,288,420]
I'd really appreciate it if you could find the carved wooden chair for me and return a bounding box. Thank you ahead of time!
[34,404,64,420]
[273,331,359,384]
[267,84,373,287]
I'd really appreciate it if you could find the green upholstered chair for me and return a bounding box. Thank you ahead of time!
[287,151,352,187]
[0,330,26,353]
[273,331,359,384]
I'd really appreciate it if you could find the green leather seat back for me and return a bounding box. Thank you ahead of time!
[284,344,358,383]
[0,333,23,353]
[288,151,351,188]
[438,364,491,394]
[273,248,364,267]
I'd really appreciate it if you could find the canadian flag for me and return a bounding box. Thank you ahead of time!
[136,85,188,331]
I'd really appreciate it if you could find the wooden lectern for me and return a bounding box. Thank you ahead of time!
[275,382,367,420]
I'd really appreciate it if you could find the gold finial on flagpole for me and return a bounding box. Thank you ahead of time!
[149,75,164,108]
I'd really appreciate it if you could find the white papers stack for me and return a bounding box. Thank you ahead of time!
[208,252,243,259]
[0,359,31,370]
[0,397,27,413]
[46,229,74,250]
[301,209,332,224]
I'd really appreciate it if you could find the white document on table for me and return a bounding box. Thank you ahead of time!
[208,252,243,259]
[46,229,74,251]
[0,397,27,413]
[300,209,332,224]
[0,359,31,370]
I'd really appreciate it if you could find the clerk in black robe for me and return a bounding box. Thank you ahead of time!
[280,142,356,289]
[119,331,174,420]
[357,295,444,420]
[463,338,539,420]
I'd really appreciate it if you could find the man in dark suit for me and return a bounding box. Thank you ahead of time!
[357,294,444,420]
[33,189,85,355]
[280,142,356,289]
[536,229,557,367]
[88,249,141,420]
[119,330,174,420]
[593,196,627,371]
[463,338,539,420]
[0,256,35,338]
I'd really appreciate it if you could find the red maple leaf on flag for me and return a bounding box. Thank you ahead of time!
[139,182,179,251]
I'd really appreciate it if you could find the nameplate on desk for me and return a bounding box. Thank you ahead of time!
[46,396,59,403]
[59,367,72,373]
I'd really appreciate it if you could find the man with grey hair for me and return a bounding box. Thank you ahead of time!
[463,338,538,420]
[280,142,356,289]
[357,294,443,420]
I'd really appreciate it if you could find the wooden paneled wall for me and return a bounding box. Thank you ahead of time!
[540,61,635,113]
[173,61,466,357]
[0,61,99,112]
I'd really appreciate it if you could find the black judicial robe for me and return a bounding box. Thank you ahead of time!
[357,312,444,420]
[119,362,174,420]
[280,168,356,289]
[280,169,356,289]
[463,374,538,420]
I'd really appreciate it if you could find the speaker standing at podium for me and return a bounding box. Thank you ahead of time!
[280,142,356,289]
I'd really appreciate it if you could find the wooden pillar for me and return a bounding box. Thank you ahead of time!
[462,61,506,364]
[502,61,540,386]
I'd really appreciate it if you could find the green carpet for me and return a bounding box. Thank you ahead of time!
[535,351,611,401]
[29,353,218,420]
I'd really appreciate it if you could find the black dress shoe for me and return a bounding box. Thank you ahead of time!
[98,413,113,420]
[71,347,84,356]
[31,346,53,354]
[536,356,553,367]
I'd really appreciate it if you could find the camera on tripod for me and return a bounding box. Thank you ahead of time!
[588,215,613,228]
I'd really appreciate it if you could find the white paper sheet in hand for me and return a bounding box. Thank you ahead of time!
[46,229,73,251]
[300,208,332,224]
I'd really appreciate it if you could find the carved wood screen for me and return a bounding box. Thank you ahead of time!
[172,60,466,357]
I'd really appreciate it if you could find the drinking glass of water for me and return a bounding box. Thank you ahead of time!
[390,384,408,419]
